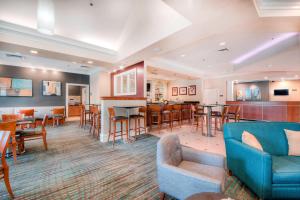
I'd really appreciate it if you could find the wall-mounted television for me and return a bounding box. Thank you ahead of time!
[274,89,289,96]
[0,77,33,97]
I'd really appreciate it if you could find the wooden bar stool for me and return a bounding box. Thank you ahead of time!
[172,104,182,128]
[107,107,129,147]
[148,104,162,132]
[181,104,192,124]
[191,105,205,134]
[130,106,147,137]
[162,105,173,131]
[211,106,229,133]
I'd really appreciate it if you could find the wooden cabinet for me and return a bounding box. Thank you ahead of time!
[68,105,81,117]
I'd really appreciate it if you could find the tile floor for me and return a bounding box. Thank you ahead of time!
[148,121,226,156]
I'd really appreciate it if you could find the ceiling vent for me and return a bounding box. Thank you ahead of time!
[218,48,229,52]
[80,65,93,69]
[6,53,24,59]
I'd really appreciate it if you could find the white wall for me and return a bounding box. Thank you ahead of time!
[167,79,202,102]
[269,80,300,101]
[90,71,111,104]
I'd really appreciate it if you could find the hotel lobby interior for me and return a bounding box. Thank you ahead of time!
[0,0,300,199]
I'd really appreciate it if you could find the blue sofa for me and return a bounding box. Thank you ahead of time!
[224,122,300,199]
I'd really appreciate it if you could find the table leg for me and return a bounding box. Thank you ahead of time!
[206,107,214,137]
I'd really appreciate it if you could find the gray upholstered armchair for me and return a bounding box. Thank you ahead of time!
[157,134,225,200]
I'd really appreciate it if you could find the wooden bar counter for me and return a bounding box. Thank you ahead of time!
[226,101,300,122]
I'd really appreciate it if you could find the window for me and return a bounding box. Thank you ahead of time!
[114,68,137,96]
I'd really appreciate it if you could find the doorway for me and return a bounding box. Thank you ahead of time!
[66,83,90,119]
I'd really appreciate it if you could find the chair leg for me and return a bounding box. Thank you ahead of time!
[113,122,116,147]
[159,192,165,200]
[42,132,48,150]
[12,141,17,163]
[3,168,14,198]
[121,121,123,140]
[138,118,141,135]
[134,118,137,137]
[125,120,129,140]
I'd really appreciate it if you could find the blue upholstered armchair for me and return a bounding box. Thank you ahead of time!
[224,122,300,199]
[157,134,225,200]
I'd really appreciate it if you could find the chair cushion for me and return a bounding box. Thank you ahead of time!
[112,116,127,121]
[18,127,43,137]
[178,160,225,185]
[272,156,300,184]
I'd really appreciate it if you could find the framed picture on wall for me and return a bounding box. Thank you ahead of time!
[188,85,196,95]
[42,80,62,96]
[172,87,178,96]
[0,77,33,97]
[179,87,187,95]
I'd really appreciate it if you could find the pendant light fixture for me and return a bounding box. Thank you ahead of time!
[37,0,55,35]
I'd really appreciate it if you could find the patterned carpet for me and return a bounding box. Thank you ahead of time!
[0,122,257,200]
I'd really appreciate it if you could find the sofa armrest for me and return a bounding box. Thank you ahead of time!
[157,163,223,199]
[225,139,272,199]
[182,146,225,168]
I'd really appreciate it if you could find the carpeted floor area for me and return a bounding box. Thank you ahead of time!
[0,122,257,200]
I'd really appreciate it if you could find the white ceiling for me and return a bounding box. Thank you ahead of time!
[0,0,299,78]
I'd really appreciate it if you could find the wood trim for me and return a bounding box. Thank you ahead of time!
[101,96,147,100]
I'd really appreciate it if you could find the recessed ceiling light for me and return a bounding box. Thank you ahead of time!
[30,50,38,54]
[295,74,299,78]
[87,60,93,64]
[219,42,226,46]
[281,77,285,81]
[42,68,47,73]
[180,54,186,57]
[31,68,36,72]
[119,65,124,69]
[113,69,117,72]
[264,76,268,80]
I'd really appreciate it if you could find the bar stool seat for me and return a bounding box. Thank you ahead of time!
[112,116,128,120]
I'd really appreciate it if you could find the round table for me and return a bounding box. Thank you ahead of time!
[186,192,229,200]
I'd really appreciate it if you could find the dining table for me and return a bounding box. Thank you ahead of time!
[200,104,229,137]
[114,106,142,142]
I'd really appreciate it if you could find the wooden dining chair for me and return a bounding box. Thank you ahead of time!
[0,131,14,198]
[107,107,128,147]
[0,121,18,163]
[18,115,48,150]
[52,108,65,127]
[227,105,241,122]
[19,109,34,119]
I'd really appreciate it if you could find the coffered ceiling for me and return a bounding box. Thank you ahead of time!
[0,0,299,78]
